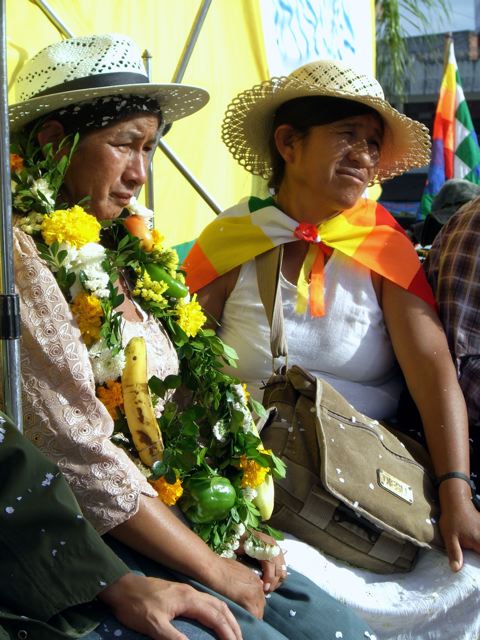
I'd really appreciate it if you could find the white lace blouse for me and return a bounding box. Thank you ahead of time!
[12,227,179,534]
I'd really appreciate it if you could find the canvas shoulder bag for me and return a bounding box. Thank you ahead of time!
[255,246,443,573]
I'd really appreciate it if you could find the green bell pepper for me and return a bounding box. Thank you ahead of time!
[145,263,189,299]
[181,475,237,524]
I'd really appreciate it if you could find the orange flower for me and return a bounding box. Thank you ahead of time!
[151,475,184,506]
[97,380,124,420]
[10,154,24,173]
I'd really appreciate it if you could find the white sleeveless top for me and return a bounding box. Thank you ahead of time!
[218,251,403,419]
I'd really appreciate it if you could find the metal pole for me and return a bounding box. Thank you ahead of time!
[29,0,74,37]
[172,0,212,83]
[142,49,155,212]
[158,140,222,214]
[0,0,22,430]
[159,0,222,215]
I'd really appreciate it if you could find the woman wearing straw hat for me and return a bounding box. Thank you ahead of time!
[186,60,480,582]
[7,35,375,639]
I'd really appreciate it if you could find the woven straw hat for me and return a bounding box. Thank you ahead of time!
[9,33,209,132]
[222,60,431,182]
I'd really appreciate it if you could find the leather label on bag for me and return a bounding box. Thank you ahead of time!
[377,469,414,504]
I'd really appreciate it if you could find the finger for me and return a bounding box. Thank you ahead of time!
[260,559,276,592]
[444,533,463,572]
[180,597,243,640]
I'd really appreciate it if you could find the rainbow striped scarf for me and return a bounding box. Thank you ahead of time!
[184,196,435,316]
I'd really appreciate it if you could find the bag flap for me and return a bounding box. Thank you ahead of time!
[313,376,443,548]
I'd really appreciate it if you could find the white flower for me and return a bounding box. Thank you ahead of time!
[126,197,154,224]
[231,384,256,433]
[89,340,126,385]
[231,522,246,538]
[243,537,280,561]
[67,243,110,299]
[30,177,55,209]
[219,548,237,559]
[242,486,257,501]
[212,419,227,443]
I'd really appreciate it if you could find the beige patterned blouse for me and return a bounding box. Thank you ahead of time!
[13,227,179,534]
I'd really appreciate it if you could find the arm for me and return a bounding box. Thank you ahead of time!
[382,280,480,570]
[196,267,240,327]
[110,494,266,618]
[13,227,157,533]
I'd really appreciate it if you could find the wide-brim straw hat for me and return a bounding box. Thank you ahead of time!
[9,33,209,133]
[221,60,431,183]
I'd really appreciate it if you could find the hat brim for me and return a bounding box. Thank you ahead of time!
[9,82,209,132]
[221,76,431,182]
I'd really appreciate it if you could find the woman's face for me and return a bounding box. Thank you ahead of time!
[62,113,160,220]
[279,113,383,219]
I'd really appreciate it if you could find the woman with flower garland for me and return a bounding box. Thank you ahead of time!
[7,34,375,640]
[186,60,480,636]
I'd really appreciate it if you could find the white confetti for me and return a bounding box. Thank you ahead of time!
[265,593,272,599]
[5,506,14,514]
[52,549,57,557]
[336,468,342,474]
[113,630,123,637]
[426,518,431,524]
[289,609,296,617]
[331,438,335,442]
[99,580,107,586]
[338,423,345,430]
[60,540,66,545]
[16,496,22,501]
[336,633,344,639]
[351,416,356,423]
[353,501,359,508]
[369,483,375,490]
[339,477,345,483]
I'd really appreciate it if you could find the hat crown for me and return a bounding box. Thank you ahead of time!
[15,33,147,103]
[287,60,385,101]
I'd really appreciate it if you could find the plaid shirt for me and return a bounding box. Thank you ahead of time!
[425,197,480,433]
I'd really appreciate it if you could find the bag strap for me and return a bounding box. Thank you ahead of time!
[255,246,288,361]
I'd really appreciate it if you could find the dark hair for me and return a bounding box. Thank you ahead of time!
[267,96,384,192]
[27,94,164,138]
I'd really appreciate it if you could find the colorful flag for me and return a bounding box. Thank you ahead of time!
[418,39,480,219]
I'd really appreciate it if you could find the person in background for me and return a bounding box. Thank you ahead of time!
[424,191,480,484]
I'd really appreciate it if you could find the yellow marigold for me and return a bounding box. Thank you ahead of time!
[151,229,165,252]
[239,455,269,489]
[70,292,103,346]
[41,205,101,248]
[151,475,184,506]
[97,379,124,420]
[10,153,24,172]
[176,294,206,338]
[242,383,251,402]
[132,271,168,304]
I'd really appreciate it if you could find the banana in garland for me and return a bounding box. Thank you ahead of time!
[122,337,164,466]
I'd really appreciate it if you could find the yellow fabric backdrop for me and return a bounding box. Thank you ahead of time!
[6,0,269,246]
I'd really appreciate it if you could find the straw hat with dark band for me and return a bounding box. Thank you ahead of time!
[221,60,431,183]
[9,33,209,132]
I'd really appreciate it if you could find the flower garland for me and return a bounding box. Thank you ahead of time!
[10,127,286,559]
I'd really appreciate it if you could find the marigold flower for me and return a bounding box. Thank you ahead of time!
[10,153,24,172]
[151,475,184,506]
[97,379,124,420]
[70,292,103,345]
[151,229,165,252]
[41,205,101,248]
[239,455,269,489]
[176,294,206,338]
[242,383,250,402]
[133,270,168,304]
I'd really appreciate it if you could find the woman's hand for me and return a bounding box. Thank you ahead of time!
[207,555,266,619]
[438,480,480,571]
[237,530,288,594]
[99,573,243,640]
